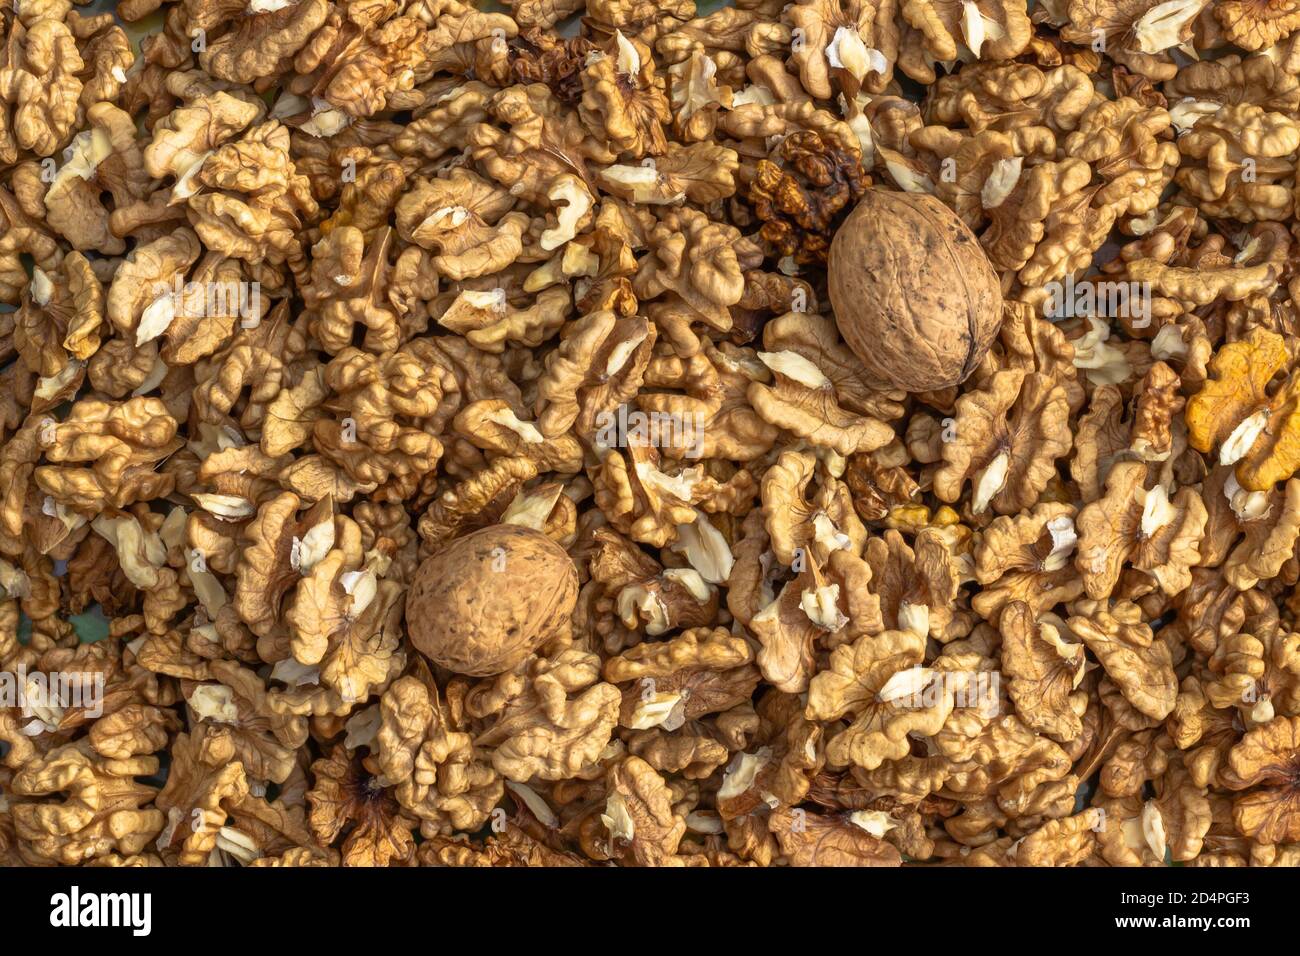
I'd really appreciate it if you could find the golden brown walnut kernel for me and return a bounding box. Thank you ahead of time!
[466,646,621,781]
[934,368,1072,516]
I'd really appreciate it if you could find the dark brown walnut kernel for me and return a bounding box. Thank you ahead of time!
[746,131,870,266]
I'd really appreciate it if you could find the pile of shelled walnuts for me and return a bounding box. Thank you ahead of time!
[2,0,1300,866]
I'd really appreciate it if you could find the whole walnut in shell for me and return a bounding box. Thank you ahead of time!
[407,524,579,676]
[828,190,1003,392]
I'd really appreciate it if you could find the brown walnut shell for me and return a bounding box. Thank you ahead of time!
[828,189,1003,392]
[406,524,579,676]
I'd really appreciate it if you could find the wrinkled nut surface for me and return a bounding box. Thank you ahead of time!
[8,0,1300,874]
[828,191,1003,392]
[407,524,578,676]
